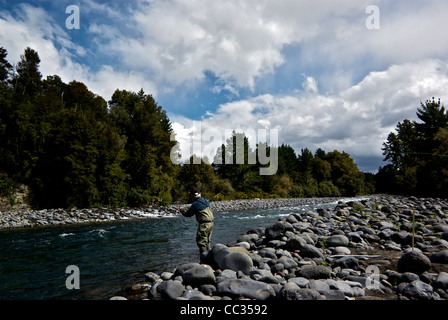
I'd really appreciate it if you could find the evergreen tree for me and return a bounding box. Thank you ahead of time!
[297,148,313,174]
[13,47,42,98]
[297,148,317,196]
[277,144,298,178]
[415,98,448,153]
[213,131,258,192]
[382,119,418,169]
[1,48,44,181]
[0,47,12,82]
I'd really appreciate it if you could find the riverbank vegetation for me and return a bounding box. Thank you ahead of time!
[0,47,445,209]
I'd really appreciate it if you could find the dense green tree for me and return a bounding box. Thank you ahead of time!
[277,144,298,178]
[213,131,259,191]
[312,157,331,183]
[13,47,42,98]
[296,148,318,196]
[325,150,365,196]
[314,148,326,159]
[297,148,313,175]
[178,154,218,200]
[317,181,340,197]
[29,80,127,208]
[0,47,12,82]
[109,89,176,205]
[379,98,448,196]
[383,119,418,169]
[415,98,448,153]
[0,48,43,181]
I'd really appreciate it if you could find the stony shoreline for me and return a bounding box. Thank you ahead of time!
[113,194,448,301]
[0,196,344,230]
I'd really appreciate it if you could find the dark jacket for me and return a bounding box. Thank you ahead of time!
[181,197,214,223]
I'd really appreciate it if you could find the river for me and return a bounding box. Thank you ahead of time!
[0,199,345,300]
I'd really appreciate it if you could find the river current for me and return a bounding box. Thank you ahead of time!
[0,199,346,300]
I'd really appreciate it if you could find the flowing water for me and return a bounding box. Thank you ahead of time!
[0,199,346,300]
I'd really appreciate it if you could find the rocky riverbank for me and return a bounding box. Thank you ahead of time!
[0,206,177,229]
[114,194,448,300]
[0,197,342,230]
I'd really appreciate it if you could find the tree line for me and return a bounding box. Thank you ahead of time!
[0,47,177,208]
[0,46,382,209]
[181,134,375,202]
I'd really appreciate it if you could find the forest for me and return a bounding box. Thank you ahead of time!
[0,46,445,209]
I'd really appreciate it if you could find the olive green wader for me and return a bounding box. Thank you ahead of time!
[195,206,214,254]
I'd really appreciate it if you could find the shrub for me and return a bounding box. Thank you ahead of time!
[0,177,12,196]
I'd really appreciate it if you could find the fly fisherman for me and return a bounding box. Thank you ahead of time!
[179,189,214,258]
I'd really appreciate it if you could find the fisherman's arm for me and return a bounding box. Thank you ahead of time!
[179,205,196,217]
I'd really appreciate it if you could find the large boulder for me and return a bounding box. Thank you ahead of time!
[216,279,275,300]
[433,272,448,290]
[347,200,365,210]
[391,231,410,244]
[157,280,185,299]
[182,264,216,287]
[258,248,277,259]
[300,244,324,259]
[325,279,364,297]
[277,257,298,270]
[216,269,237,283]
[430,250,448,264]
[333,256,359,270]
[296,265,332,279]
[209,244,232,269]
[285,234,307,251]
[174,263,201,277]
[278,282,323,300]
[286,214,299,224]
[397,252,431,274]
[401,280,439,300]
[222,251,254,275]
[265,221,294,240]
[308,280,331,295]
[326,235,349,247]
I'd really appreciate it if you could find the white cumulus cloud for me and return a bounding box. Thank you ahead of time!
[172,59,448,171]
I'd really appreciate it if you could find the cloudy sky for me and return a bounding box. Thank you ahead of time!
[1,0,448,172]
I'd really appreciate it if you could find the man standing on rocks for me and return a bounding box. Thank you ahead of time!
[179,189,214,258]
